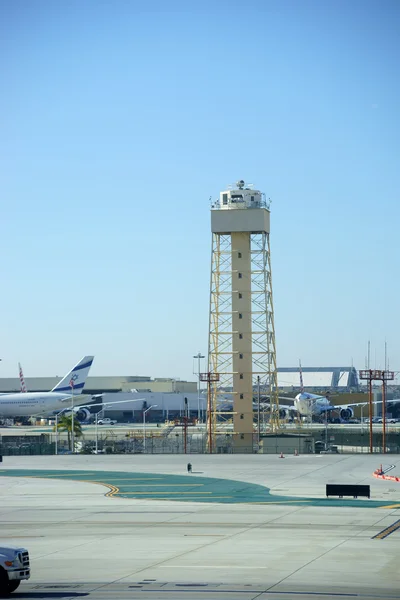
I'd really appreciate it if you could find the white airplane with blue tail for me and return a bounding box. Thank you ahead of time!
[0,356,95,420]
[0,356,146,422]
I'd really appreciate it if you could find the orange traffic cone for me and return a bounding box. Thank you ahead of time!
[279,451,284,458]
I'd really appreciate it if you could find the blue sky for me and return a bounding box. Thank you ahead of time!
[1,0,399,381]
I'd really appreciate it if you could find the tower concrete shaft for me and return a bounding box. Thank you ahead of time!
[208,181,280,452]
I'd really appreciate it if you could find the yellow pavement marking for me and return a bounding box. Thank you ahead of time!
[171,496,233,499]
[111,495,233,500]
[117,491,213,495]
[379,504,400,509]
[251,500,311,504]
[91,477,163,481]
[68,479,120,497]
[107,484,204,487]
[373,519,400,540]
[29,473,97,477]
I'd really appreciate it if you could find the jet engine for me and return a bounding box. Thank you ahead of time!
[339,407,354,421]
[74,407,91,422]
[279,408,290,419]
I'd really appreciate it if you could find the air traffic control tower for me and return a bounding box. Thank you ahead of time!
[208,180,280,452]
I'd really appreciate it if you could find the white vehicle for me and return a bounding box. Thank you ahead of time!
[0,545,30,594]
[97,418,117,425]
[0,356,94,419]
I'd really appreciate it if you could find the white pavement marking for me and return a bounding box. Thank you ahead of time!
[159,565,268,569]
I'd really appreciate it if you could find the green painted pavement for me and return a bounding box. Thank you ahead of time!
[0,469,399,508]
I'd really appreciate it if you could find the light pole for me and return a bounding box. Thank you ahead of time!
[54,409,66,455]
[70,380,75,453]
[257,376,261,447]
[95,412,99,454]
[55,412,60,455]
[200,372,220,454]
[360,403,367,435]
[193,352,205,422]
[143,405,158,453]
[324,409,328,451]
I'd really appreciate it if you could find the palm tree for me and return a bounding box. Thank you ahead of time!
[54,414,83,451]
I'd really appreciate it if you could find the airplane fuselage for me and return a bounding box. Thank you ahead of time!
[294,393,333,417]
[0,392,75,418]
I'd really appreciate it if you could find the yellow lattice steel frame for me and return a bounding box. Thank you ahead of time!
[208,228,280,451]
[262,233,280,431]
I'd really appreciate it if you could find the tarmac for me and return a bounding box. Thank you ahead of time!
[0,454,399,600]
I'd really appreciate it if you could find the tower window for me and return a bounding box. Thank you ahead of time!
[238,292,242,299]
[239,333,243,339]
[238,252,242,258]
[239,313,242,319]
[240,393,244,399]
[222,193,228,205]
[240,413,244,419]
[238,272,242,279]
[239,353,243,359]
[251,196,254,202]
[240,373,243,379]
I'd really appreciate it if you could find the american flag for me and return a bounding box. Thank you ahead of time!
[19,363,27,393]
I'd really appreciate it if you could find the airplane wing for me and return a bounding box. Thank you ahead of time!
[58,397,146,410]
[335,398,400,409]
[268,402,298,412]
[263,395,296,403]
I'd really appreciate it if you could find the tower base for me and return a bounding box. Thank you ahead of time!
[232,433,254,453]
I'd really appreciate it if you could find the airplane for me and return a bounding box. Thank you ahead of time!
[0,356,95,420]
[0,356,148,423]
[214,361,400,422]
[276,361,400,421]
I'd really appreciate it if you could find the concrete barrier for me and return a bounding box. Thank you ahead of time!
[373,465,400,483]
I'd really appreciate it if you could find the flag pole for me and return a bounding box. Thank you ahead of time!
[70,379,74,453]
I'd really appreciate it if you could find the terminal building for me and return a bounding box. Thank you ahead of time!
[276,366,360,393]
[3,366,395,423]
[0,366,359,398]
[0,375,197,395]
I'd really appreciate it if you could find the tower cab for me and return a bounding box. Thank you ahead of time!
[219,180,263,210]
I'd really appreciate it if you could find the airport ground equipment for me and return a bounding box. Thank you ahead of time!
[0,545,30,594]
[208,180,280,453]
[326,484,370,499]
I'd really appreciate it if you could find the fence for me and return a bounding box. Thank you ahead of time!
[0,427,399,455]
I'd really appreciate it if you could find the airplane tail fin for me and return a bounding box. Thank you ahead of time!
[51,356,94,395]
[19,363,27,393]
[299,359,304,393]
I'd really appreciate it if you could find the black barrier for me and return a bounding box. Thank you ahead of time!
[326,484,370,499]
